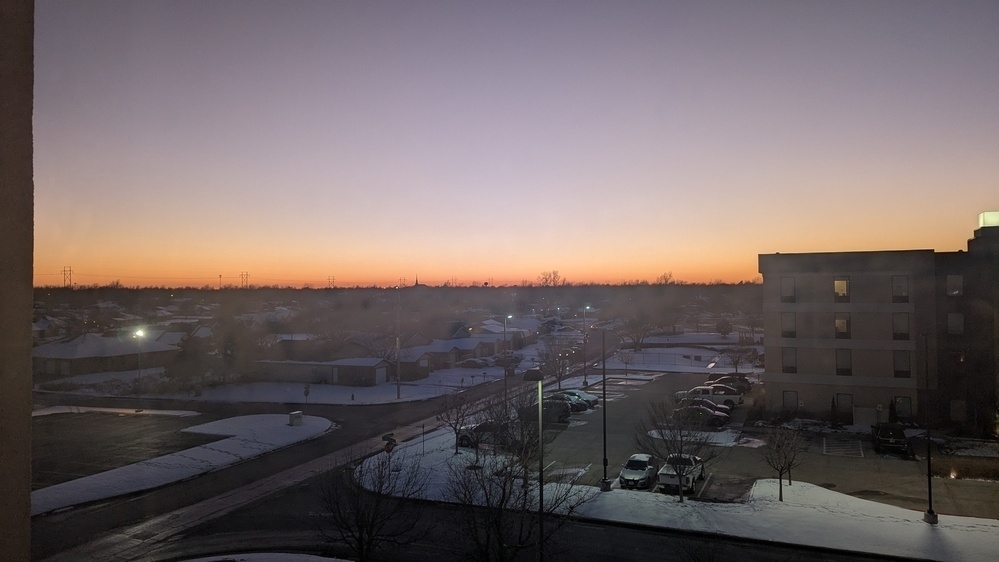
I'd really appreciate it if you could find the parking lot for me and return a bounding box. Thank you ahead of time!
[32,410,223,490]
[542,372,999,519]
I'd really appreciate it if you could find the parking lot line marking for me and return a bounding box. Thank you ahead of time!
[822,437,864,457]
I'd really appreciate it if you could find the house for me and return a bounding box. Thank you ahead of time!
[758,212,999,435]
[32,333,180,379]
[253,357,393,386]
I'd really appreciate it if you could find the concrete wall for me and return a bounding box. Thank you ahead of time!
[0,2,34,559]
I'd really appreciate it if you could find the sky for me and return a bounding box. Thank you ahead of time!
[33,1,999,288]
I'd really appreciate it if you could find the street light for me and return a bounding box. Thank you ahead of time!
[133,329,145,401]
[600,329,612,491]
[522,367,545,561]
[504,314,513,403]
[922,333,938,524]
[582,306,590,386]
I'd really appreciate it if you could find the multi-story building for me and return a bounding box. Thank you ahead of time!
[759,212,999,436]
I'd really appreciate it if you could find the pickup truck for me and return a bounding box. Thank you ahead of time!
[674,385,742,408]
[656,453,705,493]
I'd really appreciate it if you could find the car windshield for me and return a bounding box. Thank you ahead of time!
[625,458,649,470]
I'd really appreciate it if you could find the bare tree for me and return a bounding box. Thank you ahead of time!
[761,425,807,501]
[620,313,656,352]
[317,450,430,562]
[655,271,675,285]
[537,270,567,287]
[537,334,574,390]
[437,390,476,454]
[719,345,757,374]
[634,399,719,503]
[715,318,733,338]
[619,351,633,377]
[443,391,590,562]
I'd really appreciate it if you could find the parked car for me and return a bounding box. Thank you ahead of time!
[684,397,731,414]
[518,400,571,424]
[555,388,600,408]
[675,385,741,408]
[546,392,588,412]
[672,405,729,427]
[657,453,705,493]
[619,453,658,489]
[871,423,912,456]
[557,388,599,407]
[707,375,752,394]
[457,421,512,448]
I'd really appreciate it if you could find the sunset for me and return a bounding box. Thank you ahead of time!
[32,1,999,287]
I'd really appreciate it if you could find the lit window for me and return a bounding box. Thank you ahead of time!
[782,347,797,374]
[946,275,963,297]
[892,313,909,340]
[835,349,852,376]
[893,350,911,378]
[892,275,909,303]
[781,277,796,303]
[781,312,796,338]
[834,313,851,339]
[834,277,850,303]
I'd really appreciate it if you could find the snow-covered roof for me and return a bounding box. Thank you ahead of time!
[32,333,180,359]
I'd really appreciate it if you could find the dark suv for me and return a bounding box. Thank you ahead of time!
[871,423,911,456]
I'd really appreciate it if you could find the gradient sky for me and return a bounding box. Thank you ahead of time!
[33,1,999,288]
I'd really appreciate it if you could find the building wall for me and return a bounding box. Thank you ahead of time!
[0,2,34,558]
[759,251,936,423]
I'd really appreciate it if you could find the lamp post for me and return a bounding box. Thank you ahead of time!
[582,305,590,386]
[522,367,545,561]
[922,333,938,524]
[133,329,145,400]
[600,329,612,491]
[504,314,513,404]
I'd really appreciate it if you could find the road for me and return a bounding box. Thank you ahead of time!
[30,373,528,559]
[33,366,998,560]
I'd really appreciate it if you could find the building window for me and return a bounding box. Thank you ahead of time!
[835,348,852,376]
[892,313,910,340]
[947,312,964,335]
[781,347,797,374]
[781,277,796,303]
[893,350,911,378]
[834,313,851,339]
[891,275,909,303]
[781,312,796,338]
[893,396,913,420]
[782,390,799,411]
[946,275,963,297]
[834,277,850,303]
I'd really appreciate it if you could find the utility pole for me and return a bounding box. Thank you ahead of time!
[240,271,249,288]
[62,266,73,288]
[327,275,334,289]
[396,288,402,400]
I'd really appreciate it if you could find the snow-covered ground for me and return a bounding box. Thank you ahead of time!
[33,342,999,561]
[30,413,332,516]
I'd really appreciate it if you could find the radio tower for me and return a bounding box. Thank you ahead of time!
[62,266,73,288]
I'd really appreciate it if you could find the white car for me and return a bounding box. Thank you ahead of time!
[657,454,705,493]
[619,453,657,489]
[674,385,742,408]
